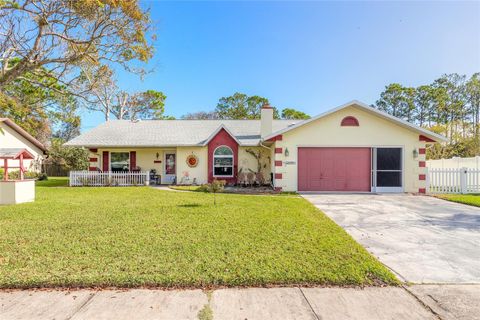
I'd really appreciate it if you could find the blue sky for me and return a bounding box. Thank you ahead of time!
[81,1,480,130]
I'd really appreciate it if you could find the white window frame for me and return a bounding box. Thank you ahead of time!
[110,151,130,172]
[213,145,234,178]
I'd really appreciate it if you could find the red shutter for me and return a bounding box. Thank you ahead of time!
[130,151,136,170]
[102,151,109,172]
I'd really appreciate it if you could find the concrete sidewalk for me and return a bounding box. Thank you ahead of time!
[1,285,478,320]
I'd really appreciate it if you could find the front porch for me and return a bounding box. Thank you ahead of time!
[84,145,274,187]
[87,147,185,185]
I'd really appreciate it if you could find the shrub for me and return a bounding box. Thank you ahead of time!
[38,173,48,181]
[0,170,39,180]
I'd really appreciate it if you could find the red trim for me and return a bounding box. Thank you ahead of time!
[153,160,162,163]
[275,187,282,192]
[130,151,136,170]
[88,167,97,171]
[419,188,426,194]
[275,148,283,154]
[419,174,426,180]
[102,151,109,172]
[89,157,97,162]
[267,135,283,142]
[89,148,98,153]
[419,148,426,155]
[341,116,359,126]
[261,104,273,109]
[419,135,436,143]
[207,128,238,183]
[0,149,34,160]
[419,161,426,167]
[275,160,282,167]
[275,173,282,179]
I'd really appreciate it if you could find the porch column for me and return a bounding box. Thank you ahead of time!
[19,154,24,180]
[3,159,7,180]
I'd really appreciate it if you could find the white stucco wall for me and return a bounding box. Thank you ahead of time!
[0,122,44,172]
[176,146,208,184]
[272,105,427,193]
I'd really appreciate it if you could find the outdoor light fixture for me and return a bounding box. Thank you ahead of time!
[284,148,289,157]
[413,148,418,159]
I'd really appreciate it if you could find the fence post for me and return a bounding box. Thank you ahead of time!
[145,171,150,186]
[425,167,430,194]
[69,171,72,187]
[460,167,467,194]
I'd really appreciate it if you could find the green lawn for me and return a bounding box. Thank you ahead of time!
[0,178,397,288]
[35,177,69,187]
[436,194,480,207]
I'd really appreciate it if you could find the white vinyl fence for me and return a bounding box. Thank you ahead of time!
[427,168,480,194]
[69,171,150,187]
[427,156,480,170]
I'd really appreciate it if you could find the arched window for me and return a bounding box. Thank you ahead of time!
[213,146,234,177]
[341,116,359,126]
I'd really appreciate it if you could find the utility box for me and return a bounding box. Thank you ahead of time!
[0,180,35,204]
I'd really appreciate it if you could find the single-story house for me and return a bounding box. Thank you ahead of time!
[65,100,446,193]
[0,118,47,173]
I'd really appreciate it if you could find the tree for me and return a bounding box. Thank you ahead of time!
[53,112,81,141]
[78,65,166,121]
[112,90,167,120]
[414,85,434,127]
[181,111,219,120]
[0,0,153,93]
[466,73,480,154]
[374,72,480,159]
[375,83,415,121]
[206,179,225,205]
[46,138,88,170]
[215,93,279,119]
[0,60,79,143]
[281,108,310,120]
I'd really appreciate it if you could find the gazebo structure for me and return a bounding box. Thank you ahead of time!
[0,148,36,204]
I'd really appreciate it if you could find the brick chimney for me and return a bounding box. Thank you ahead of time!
[261,104,273,138]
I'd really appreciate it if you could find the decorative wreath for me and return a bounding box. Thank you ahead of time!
[186,154,199,168]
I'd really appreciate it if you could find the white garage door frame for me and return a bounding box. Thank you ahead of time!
[296,145,405,193]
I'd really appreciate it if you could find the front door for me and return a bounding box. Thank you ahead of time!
[164,152,176,184]
[372,147,403,192]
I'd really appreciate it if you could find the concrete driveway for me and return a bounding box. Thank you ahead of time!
[301,194,480,283]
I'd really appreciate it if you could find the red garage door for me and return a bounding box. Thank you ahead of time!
[298,147,371,192]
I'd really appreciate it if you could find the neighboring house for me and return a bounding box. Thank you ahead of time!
[0,118,47,172]
[65,100,446,193]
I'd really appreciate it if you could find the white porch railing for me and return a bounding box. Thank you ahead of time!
[69,171,150,187]
[427,167,480,194]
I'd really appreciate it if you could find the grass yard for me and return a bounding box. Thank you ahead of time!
[0,178,397,288]
[35,177,69,187]
[435,194,480,207]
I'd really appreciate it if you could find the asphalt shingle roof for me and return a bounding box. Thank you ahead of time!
[65,120,299,147]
